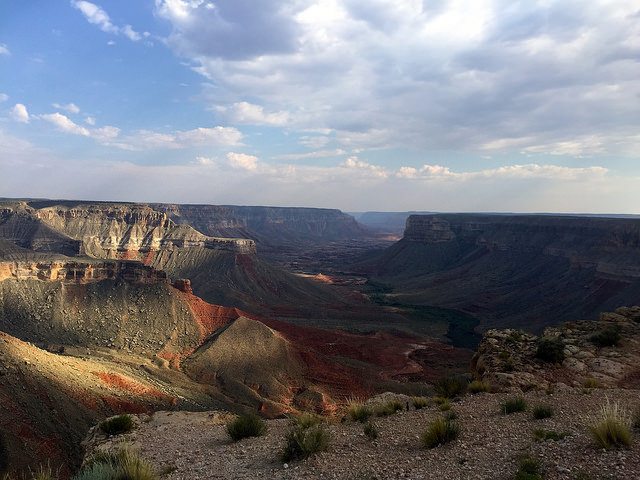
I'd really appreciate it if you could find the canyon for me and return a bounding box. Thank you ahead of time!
[2,200,640,477]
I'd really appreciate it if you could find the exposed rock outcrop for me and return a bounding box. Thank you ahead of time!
[472,306,640,391]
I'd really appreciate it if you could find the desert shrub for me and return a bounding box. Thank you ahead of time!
[412,396,429,409]
[281,424,330,462]
[294,412,323,429]
[533,428,567,441]
[226,414,267,441]
[347,402,373,423]
[74,448,156,480]
[30,465,58,480]
[434,397,451,411]
[363,421,378,440]
[515,456,543,480]
[502,396,527,414]
[589,400,632,449]
[468,380,490,394]
[504,358,515,372]
[532,404,553,420]
[590,326,621,348]
[444,410,457,421]
[583,377,599,389]
[421,417,460,449]
[535,337,565,363]
[100,414,135,436]
[434,375,468,398]
[374,399,404,417]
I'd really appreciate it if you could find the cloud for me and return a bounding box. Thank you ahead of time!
[85,116,96,125]
[0,44,10,56]
[217,102,290,126]
[154,0,640,157]
[118,126,243,150]
[0,93,8,103]
[275,148,346,161]
[226,152,258,171]
[41,112,90,135]
[71,1,147,42]
[52,102,81,114]
[343,156,388,178]
[10,104,30,123]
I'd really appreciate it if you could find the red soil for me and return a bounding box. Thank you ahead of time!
[93,371,171,400]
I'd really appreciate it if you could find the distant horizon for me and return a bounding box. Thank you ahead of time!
[3,196,639,218]
[1,2,639,212]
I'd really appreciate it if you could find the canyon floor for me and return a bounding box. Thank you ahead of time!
[87,389,640,480]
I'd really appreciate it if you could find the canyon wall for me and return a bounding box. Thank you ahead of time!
[155,204,368,245]
[404,214,640,279]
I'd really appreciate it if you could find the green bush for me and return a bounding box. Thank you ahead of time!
[583,378,599,389]
[533,428,567,441]
[590,326,621,348]
[347,403,373,423]
[515,456,543,480]
[74,448,156,480]
[294,412,323,429]
[436,398,452,411]
[412,396,429,409]
[281,424,330,462]
[433,375,468,398]
[226,414,267,441]
[421,417,460,449]
[100,415,135,436]
[374,399,404,417]
[535,337,565,363]
[532,404,553,420]
[501,396,527,414]
[589,401,632,449]
[468,380,490,394]
[363,421,378,440]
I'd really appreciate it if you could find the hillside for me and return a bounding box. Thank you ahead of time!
[361,214,640,331]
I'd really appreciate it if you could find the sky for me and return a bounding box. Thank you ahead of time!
[0,0,639,212]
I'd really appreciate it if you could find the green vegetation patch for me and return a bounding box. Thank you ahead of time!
[226,414,267,441]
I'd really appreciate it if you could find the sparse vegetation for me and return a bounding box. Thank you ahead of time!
[533,428,567,441]
[535,337,565,363]
[347,402,373,423]
[514,455,543,480]
[30,465,57,480]
[421,417,460,449]
[363,421,378,440]
[434,397,452,411]
[590,325,621,348]
[412,396,429,409]
[226,414,267,441]
[583,377,599,389]
[532,404,553,420]
[434,375,468,398]
[294,412,323,429]
[374,399,404,417]
[281,424,330,462]
[502,396,527,414]
[468,380,490,394]
[74,448,156,480]
[589,400,632,449]
[100,414,135,436]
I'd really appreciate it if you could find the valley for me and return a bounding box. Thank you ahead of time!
[1,199,640,477]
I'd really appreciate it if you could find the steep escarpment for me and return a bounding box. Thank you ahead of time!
[364,214,640,330]
[156,204,368,247]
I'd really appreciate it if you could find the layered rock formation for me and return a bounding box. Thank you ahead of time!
[472,306,640,391]
[155,204,367,246]
[364,214,640,330]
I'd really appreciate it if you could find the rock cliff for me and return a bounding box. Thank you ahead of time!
[364,214,640,331]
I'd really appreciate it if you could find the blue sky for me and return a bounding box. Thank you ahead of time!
[0,0,639,212]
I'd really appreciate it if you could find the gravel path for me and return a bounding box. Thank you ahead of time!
[90,389,640,480]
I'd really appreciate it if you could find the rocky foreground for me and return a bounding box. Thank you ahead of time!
[85,388,639,480]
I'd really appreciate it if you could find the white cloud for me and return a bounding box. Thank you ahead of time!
[217,102,290,126]
[85,116,96,125]
[41,112,90,135]
[343,156,388,178]
[0,44,10,56]
[0,93,8,103]
[299,135,330,149]
[275,148,346,161]
[52,102,81,114]
[71,1,145,42]
[226,152,259,171]
[119,126,243,150]
[155,0,640,157]
[11,104,30,123]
